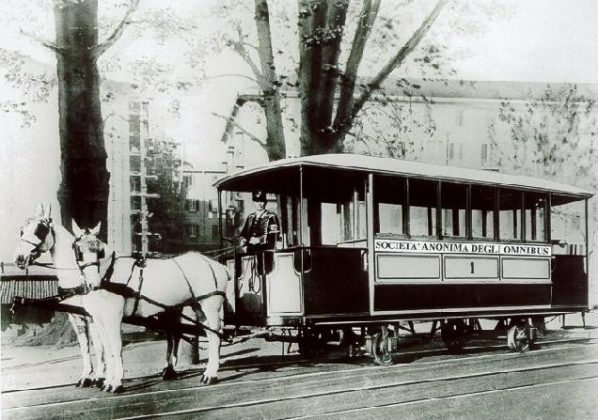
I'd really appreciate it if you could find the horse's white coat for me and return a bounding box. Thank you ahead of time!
[13,204,105,386]
[75,232,231,390]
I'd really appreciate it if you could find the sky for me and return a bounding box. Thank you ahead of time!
[449,0,598,84]
[1,0,598,262]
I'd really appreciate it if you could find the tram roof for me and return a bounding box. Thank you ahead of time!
[214,154,593,198]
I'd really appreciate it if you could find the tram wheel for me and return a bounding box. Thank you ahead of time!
[441,319,466,353]
[507,324,531,352]
[371,328,395,366]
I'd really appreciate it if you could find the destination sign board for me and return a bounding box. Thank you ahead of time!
[374,239,551,256]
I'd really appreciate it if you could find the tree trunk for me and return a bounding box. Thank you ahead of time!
[54,0,109,239]
[255,0,286,160]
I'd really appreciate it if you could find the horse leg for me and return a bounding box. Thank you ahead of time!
[88,320,106,388]
[158,310,181,380]
[86,291,125,393]
[162,332,179,380]
[67,314,93,388]
[102,300,125,393]
[88,306,113,391]
[196,296,224,385]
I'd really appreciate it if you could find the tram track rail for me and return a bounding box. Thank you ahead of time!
[3,339,598,419]
[2,337,598,395]
[2,334,595,395]
[117,359,598,419]
[292,376,598,419]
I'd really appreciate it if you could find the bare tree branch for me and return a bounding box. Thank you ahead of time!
[203,74,260,84]
[335,0,447,140]
[211,111,267,148]
[333,0,380,129]
[230,26,266,90]
[20,28,64,54]
[94,0,141,58]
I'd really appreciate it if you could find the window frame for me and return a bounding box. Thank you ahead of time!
[373,175,552,244]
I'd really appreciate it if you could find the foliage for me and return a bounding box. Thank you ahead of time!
[145,139,186,254]
[488,84,598,190]
[0,48,56,126]
[212,0,511,160]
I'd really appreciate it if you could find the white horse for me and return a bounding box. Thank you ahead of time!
[71,221,231,392]
[13,204,106,388]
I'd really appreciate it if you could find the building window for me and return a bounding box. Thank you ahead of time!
[448,143,463,161]
[185,224,198,238]
[185,199,200,212]
[130,177,141,193]
[481,143,495,167]
[183,175,193,188]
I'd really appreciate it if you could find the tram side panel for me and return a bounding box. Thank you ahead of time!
[551,254,588,308]
[373,239,554,315]
[300,247,369,316]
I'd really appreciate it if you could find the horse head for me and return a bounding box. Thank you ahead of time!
[71,220,110,289]
[14,203,55,269]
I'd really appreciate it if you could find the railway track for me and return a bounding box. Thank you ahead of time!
[3,338,598,419]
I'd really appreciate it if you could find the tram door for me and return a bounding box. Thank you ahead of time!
[298,169,370,316]
[226,192,303,326]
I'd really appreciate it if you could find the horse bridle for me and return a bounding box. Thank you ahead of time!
[19,218,53,262]
[72,235,105,273]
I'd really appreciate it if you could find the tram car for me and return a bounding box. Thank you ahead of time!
[215,154,592,363]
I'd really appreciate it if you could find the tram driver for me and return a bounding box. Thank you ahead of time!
[239,190,280,253]
[238,190,280,277]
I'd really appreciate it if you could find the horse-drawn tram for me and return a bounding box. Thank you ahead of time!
[215,153,592,363]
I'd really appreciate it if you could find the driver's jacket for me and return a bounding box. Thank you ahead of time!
[240,209,280,252]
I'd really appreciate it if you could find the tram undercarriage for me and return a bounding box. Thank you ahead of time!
[252,314,564,365]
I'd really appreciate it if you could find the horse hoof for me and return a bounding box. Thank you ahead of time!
[102,384,112,392]
[111,385,124,394]
[201,375,218,385]
[94,378,105,389]
[162,367,177,381]
[80,378,93,388]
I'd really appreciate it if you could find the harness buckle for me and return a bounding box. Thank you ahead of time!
[134,256,147,268]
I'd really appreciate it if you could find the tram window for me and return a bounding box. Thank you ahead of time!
[525,192,547,242]
[303,176,366,247]
[471,185,496,239]
[551,197,585,252]
[280,194,301,247]
[374,175,406,236]
[319,192,366,245]
[441,183,467,238]
[409,178,438,237]
[499,189,522,240]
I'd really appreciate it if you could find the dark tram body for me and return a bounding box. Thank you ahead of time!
[215,154,591,358]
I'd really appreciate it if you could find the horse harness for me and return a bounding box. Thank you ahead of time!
[97,254,227,338]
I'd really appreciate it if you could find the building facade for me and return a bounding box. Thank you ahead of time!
[106,98,184,256]
[175,80,598,278]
